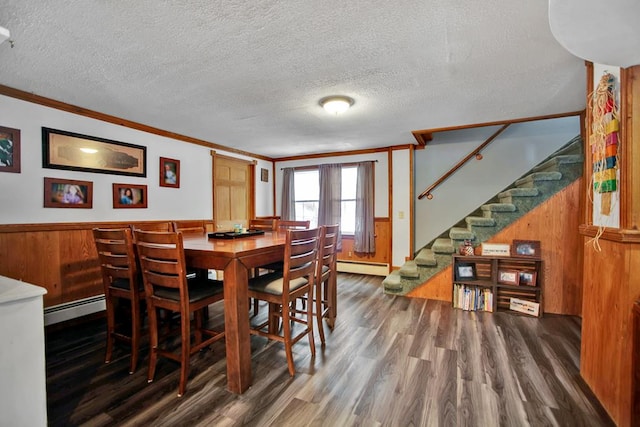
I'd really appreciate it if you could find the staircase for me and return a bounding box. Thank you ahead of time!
[383,135,583,295]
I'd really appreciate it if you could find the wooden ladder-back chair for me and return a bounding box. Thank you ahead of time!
[92,227,145,374]
[276,219,310,230]
[172,220,207,234]
[314,224,339,345]
[249,218,277,231]
[248,227,319,376]
[134,230,225,397]
[130,221,173,232]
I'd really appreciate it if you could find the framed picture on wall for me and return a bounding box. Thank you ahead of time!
[159,157,180,188]
[0,125,21,173]
[42,127,146,177]
[44,177,93,208]
[113,183,147,208]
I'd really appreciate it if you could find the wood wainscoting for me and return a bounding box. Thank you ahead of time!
[336,217,390,275]
[0,220,214,308]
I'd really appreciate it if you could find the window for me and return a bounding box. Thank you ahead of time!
[293,166,357,234]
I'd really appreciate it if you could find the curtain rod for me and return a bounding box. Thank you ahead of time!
[280,160,377,170]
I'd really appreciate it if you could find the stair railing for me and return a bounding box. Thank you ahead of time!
[418,124,510,200]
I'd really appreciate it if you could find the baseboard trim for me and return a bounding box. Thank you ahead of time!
[44,295,106,326]
[337,261,389,276]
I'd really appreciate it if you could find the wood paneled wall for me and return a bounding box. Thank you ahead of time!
[337,218,390,265]
[0,220,213,307]
[408,179,584,316]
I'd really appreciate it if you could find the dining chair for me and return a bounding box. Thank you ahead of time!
[134,229,225,397]
[248,227,319,376]
[130,221,173,232]
[276,219,311,230]
[314,224,339,345]
[172,220,207,234]
[249,218,277,231]
[92,227,145,374]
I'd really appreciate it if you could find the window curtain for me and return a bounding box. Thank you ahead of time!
[318,163,342,249]
[354,161,375,253]
[280,167,295,220]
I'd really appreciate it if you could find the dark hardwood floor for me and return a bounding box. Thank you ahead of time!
[45,273,614,426]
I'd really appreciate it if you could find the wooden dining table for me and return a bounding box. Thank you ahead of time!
[181,230,287,394]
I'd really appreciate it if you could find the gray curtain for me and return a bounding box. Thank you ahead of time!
[318,163,342,249]
[354,161,375,253]
[280,167,295,220]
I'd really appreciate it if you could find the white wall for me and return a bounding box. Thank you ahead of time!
[414,116,581,249]
[0,95,272,224]
[392,149,411,267]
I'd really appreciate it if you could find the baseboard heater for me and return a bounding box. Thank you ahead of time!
[44,295,106,326]
[337,261,389,276]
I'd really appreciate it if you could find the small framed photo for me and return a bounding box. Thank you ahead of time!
[519,271,537,287]
[44,177,93,208]
[113,183,147,208]
[159,157,180,188]
[0,125,21,173]
[455,262,476,281]
[512,240,541,258]
[261,168,269,182]
[498,269,520,286]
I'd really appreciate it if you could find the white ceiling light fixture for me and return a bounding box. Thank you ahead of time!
[0,26,10,45]
[319,95,354,115]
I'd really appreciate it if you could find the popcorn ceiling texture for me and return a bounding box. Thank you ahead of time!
[0,1,610,157]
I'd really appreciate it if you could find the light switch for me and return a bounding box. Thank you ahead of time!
[398,211,404,219]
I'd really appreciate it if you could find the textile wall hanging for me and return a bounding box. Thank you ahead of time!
[590,72,620,216]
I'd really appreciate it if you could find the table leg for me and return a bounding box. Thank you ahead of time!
[223,258,252,393]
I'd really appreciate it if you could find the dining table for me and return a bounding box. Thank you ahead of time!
[181,230,288,394]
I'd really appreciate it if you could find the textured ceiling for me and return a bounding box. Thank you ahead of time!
[0,1,588,158]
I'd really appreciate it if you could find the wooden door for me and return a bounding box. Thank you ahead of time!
[212,154,254,231]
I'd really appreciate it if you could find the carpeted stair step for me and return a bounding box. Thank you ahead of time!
[431,238,456,254]
[515,171,562,188]
[398,260,420,278]
[532,154,583,173]
[449,227,475,241]
[481,203,516,218]
[414,248,437,267]
[465,216,496,227]
[382,270,402,292]
[498,187,539,204]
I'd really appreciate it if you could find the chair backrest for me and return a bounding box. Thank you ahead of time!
[316,224,339,281]
[249,218,276,231]
[130,222,173,232]
[172,220,206,234]
[92,228,139,292]
[282,228,319,292]
[277,219,311,230]
[134,230,189,304]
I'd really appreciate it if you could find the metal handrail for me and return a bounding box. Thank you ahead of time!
[418,124,510,200]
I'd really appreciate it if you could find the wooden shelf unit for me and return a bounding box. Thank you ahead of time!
[452,254,543,316]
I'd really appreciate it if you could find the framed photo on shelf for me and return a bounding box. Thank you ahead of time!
[498,269,520,285]
[519,271,537,286]
[113,183,147,208]
[159,157,180,188]
[454,262,476,281]
[511,239,541,257]
[0,125,21,173]
[43,177,93,208]
[42,127,147,177]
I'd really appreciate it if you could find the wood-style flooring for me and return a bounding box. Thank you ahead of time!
[45,273,614,426]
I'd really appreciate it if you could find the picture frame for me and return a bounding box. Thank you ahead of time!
[42,127,146,177]
[44,177,93,208]
[454,262,476,281]
[511,240,541,258]
[518,270,537,287]
[0,125,21,173]
[159,157,180,188]
[113,183,148,208]
[261,168,269,183]
[498,269,520,286]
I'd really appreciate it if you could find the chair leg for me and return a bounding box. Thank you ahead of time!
[129,298,142,374]
[282,302,296,377]
[307,290,316,358]
[147,307,160,384]
[104,296,116,364]
[315,282,325,346]
[178,309,191,397]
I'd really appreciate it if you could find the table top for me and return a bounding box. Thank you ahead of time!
[181,231,287,258]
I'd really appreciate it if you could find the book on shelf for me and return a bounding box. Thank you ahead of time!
[453,284,493,312]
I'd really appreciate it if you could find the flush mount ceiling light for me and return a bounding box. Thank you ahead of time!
[319,96,354,115]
